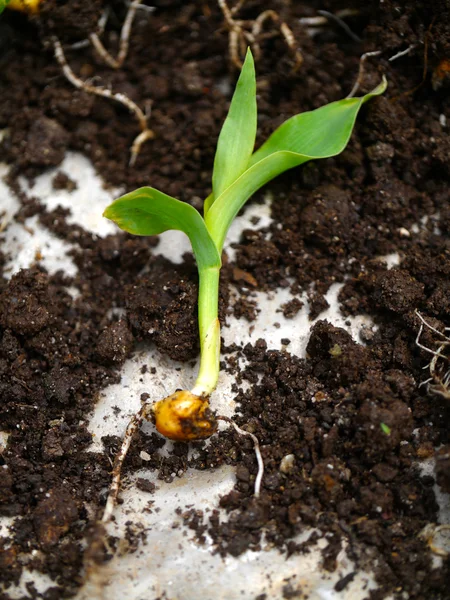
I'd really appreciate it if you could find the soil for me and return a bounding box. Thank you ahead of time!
[0,1,450,599]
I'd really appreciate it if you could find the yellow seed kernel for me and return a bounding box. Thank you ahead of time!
[153,390,217,441]
[7,0,42,14]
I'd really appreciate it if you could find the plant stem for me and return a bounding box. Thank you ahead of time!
[191,266,221,397]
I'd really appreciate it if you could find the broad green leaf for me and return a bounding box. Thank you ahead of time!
[206,79,387,251]
[249,77,387,167]
[104,187,221,270]
[211,49,257,204]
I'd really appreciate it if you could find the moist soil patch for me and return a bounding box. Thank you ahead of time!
[1,1,450,599]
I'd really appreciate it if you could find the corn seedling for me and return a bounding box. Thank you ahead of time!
[97,49,387,536]
[104,48,386,447]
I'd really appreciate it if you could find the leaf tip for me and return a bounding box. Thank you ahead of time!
[102,205,113,220]
[371,75,388,96]
[244,47,254,64]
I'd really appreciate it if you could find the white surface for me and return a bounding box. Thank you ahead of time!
[79,467,377,600]
[2,214,78,278]
[19,152,121,237]
[0,163,20,230]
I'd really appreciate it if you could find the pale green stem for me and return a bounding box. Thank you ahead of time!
[191,266,221,397]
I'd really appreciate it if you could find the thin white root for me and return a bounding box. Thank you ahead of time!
[53,37,154,165]
[388,44,416,62]
[89,0,143,69]
[101,408,264,520]
[129,128,154,166]
[70,8,110,50]
[229,0,246,15]
[218,416,264,497]
[415,311,450,400]
[218,0,237,26]
[102,401,153,523]
[217,0,302,70]
[280,22,303,71]
[347,50,382,98]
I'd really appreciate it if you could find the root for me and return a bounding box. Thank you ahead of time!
[99,406,264,524]
[98,403,264,523]
[80,399,154,597]
[388,44,416,62]
[217,415,264,497]
[89,0,143,69]
[217,0,303,71]
[415,311,450,400]
[79,398,264,595]
[102,401,153,523]
[53,37,154,166]
[347,50,382,98]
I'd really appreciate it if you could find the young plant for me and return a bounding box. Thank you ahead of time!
[104,49,386,442]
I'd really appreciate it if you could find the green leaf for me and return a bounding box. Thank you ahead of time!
[380,423,391,436]
[249,78,387,167]
[206,151,305,250]
[104,187,221,270]
[206,80,387,251]
[203,192,214,217]
[0,0,12,14]
[211,49,257,205]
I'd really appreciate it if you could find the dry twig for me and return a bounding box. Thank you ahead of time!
[53,37,154,166]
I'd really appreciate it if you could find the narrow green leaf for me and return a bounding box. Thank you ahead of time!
[206,151,305,251]
[249,78,387,167]
[207,80,387,251]
[211,48,257,203]
[203,192,214,217]
[104,187,221,270]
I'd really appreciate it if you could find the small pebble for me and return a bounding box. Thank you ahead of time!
[280,454,295,474]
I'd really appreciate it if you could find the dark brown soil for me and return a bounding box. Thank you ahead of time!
[0,1,450,599]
